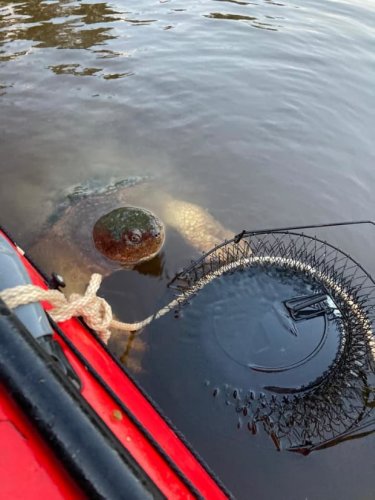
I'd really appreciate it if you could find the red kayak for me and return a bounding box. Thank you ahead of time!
[0,226,230,499]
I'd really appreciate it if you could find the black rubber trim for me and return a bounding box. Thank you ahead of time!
[37,334,82,391]
[0,300,164,500]
[52,318,233,499]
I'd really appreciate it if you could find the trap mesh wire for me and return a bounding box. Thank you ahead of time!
[169,228,375,453]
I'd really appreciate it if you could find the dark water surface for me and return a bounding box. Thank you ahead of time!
[1,0,375,498]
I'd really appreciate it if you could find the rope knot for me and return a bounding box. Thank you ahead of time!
[52,274,112,341]
[51,274,113,342]
[70,293,112,332]
[0,272,167,343]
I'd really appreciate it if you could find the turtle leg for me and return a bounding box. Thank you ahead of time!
[109,329,147,374]
[159,194,235,253]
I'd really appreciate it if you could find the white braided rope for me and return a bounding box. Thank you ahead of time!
[0,257,373,351]
[0,274,122,343]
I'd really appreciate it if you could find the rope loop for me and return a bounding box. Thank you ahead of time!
[0,273,149,344]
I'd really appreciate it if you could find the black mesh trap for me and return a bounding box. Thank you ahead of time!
[169,226,375,453]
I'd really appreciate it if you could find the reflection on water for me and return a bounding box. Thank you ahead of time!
[0,1,118,47]
[205,12,279,30]
[0,0,285,67]
[208,0,285,30]
[1,0,375,498]
[0,81,10,94]
[0,0,120,71]
[0,0,146,79]
[48,62,132,79]
[214,0,255,6]
[49,64,101,77]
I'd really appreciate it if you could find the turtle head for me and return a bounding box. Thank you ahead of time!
[93,207,165,266]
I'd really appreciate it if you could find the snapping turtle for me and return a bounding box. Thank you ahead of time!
[29,176,233,295]
[28,176,234,372]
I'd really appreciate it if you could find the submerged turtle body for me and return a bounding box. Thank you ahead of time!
[29,177,234,373]
[29,177,233,295]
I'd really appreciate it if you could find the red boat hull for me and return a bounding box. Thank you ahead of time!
[0,228,229,499]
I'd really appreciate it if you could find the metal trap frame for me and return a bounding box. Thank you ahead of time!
[169,221,375,453]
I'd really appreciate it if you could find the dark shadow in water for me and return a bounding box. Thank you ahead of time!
[134,252,166,278]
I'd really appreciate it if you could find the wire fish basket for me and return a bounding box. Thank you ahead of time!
[168,222,375,454]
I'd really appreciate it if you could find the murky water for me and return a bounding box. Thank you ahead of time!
[1,0,375,498]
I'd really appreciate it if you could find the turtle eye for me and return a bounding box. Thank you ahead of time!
[128,229,142,244]
[150,228,160,238]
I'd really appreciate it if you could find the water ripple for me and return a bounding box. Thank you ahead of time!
[205,12,280,30]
